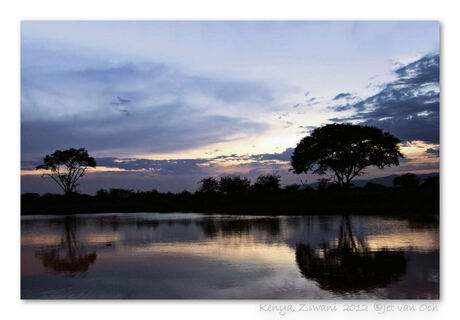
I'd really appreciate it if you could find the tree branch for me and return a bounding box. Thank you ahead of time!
[42,173,67,193]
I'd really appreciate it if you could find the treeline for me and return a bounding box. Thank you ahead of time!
[21,173,439,219]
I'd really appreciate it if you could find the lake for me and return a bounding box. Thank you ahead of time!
[21,213,439,299]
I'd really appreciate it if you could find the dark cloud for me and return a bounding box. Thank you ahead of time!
[96,157,209,175]
[21,107,267,159]
[110,96,132,115]
[329,53,439,143]
[30,147,293,176]
[333,92,353,100]
[93,148,295,175]
[21,160,39,171]
[394,55,439,86]
[390,161,439,172]
[50,63,274,106]
[292,97,318,109]
[426,147,440,157]
[21,46,276,159]
[250,148,294,162]
[297,125,317,134]
[329,104,353,112]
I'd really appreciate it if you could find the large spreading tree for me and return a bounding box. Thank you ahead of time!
[36,148,96,195]
[291,123,403,187]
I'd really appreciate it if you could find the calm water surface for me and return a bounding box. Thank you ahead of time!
[21,213,439,299]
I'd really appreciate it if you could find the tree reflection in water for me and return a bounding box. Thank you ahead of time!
[295,215,407,293]
[35,217,96,274]
[196,217,281,239]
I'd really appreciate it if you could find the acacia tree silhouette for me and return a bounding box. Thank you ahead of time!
[35,148,96,195]
[291,123,403,187]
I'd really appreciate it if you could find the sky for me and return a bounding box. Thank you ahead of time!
[20,21,440,194]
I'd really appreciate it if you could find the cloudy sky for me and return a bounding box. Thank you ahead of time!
[21,21,439,193]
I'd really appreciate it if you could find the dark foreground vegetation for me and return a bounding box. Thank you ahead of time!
[21,173,439,220]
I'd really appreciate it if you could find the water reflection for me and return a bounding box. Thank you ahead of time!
[295,215,407,293]
[34,217,97,274]
[21,213,439,299]
[195,217,281,239]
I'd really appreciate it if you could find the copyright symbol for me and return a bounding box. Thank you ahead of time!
[374,303,383,313]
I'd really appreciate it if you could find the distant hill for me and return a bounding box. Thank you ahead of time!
[306,172,439,188]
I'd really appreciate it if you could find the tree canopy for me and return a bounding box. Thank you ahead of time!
[36,148,96,195]
[217,176,251,195]
[198,177,220,193]
[291,123,403,187]
[253,174,281,193]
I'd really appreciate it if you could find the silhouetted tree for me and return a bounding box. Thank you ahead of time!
[198,177,219,193]
[393,173,420,188]
[291,123,403,187]
[218,176,251,195]
[36,148,96,195]
[253,174,281,193]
